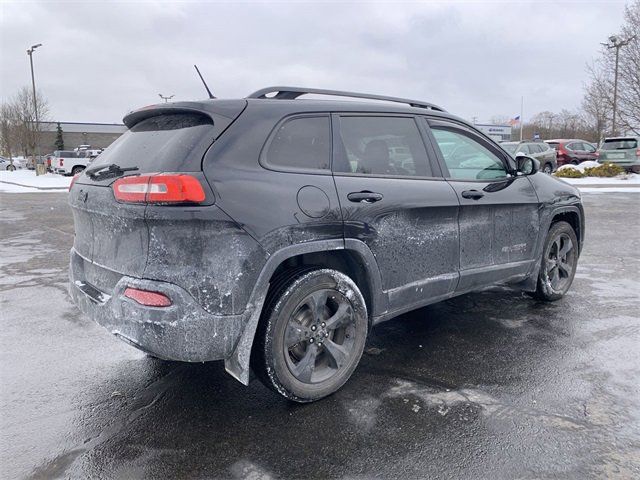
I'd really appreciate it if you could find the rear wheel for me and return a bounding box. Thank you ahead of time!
[532,221,578,301]
[252,268,368,402]
[6,164,16,171]
[71,166,85,176]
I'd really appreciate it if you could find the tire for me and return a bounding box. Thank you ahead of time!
[531,221,579,301]
[572,160,579,165]
[71,166,85,176]
[542,163,553,174]
[6,165,16,171]
[252,268,368,402]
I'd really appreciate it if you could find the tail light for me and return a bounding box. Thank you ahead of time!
[594,152,599,158]
[124,287,172,307]
[59,158,63,166]
[636,148,640,157]
[112,173,206,204]
[47,158,51,166]
[69,172,81,191]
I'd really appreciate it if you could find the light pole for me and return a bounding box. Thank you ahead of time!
[158,93,174,103]
[27,43,43,174]
[601,35,635,136]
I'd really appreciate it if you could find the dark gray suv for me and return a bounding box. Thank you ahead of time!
[69,87,584,402]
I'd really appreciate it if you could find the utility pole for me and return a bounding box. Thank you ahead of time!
[601,34,636,136]
[158,94,174,103]
[27,43,43,175]
[519,96,524,142]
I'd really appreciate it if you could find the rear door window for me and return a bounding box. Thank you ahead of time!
[333,116,432,177]
[89,113,216,173]
[263,115,331,172]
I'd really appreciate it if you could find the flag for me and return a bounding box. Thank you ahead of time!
[509,115,520,126]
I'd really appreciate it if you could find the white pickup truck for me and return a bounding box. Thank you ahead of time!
[52,149,101,175]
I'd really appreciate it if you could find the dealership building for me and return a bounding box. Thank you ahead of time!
[38,121,127,153]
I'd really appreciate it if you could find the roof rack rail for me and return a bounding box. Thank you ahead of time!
[246,86,446,112]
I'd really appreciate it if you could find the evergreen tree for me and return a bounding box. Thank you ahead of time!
[54,122,64,150]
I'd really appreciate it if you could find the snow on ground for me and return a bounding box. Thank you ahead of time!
[559,173,640,185]
[0,170,71,193]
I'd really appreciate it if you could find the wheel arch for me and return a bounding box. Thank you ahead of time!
[224,239,386,385]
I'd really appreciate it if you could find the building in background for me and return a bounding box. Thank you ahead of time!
[474,123,512,142]
[38,121,127,152]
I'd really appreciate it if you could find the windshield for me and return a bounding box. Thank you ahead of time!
[501,143,518,154]
[602,139,637,150]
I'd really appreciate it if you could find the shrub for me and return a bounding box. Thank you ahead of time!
[554,168,585,178]
[583,163,625,177]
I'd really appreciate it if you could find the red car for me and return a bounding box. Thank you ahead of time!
[545,139,599,167]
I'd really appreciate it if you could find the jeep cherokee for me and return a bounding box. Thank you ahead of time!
[69,87,584,402]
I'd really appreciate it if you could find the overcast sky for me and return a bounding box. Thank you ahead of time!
[0,0,628,125]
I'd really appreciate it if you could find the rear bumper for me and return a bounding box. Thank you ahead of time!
[55,167,70,175]
[68,248,246,362]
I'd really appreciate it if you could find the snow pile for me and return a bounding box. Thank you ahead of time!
[0,170,72,193]
[556,161,601,173]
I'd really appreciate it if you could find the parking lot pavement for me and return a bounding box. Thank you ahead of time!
[1,192,639,479]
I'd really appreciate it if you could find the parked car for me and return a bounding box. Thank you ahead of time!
[546,139,598,167]
[68,87,584,402]
[0,157,23,171]
[500,141,557,173]
[52,150,89,175]
[597,137,640,173]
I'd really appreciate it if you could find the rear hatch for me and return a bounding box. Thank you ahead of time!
[599,138,638,163]
[69,100,247,293]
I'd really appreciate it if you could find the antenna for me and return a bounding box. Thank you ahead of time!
[194,65,215,99]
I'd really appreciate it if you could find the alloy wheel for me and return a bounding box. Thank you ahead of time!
[545,233,576,291]
[284,289,357,384]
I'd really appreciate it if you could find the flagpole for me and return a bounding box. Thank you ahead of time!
[519,96,524,141]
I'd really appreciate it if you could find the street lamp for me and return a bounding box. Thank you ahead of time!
[601,34,636,136]
[26,43,43,174]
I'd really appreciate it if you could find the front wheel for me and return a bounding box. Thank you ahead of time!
[542,163,553,174]
[532,221,579,301]
[252,268,368,402]
[6,164,16,171]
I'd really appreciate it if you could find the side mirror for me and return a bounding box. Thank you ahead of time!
[516,155,539,175]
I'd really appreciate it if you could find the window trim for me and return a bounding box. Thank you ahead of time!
[330,112,444,180]
[259,113,333,175]
[423,118,516,183]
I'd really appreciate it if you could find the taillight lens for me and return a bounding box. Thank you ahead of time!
[594,152,599,158]
[59,158,63,166]
[124,287,172,307]
[69,172,81,191]
[112,174,206,204]
[636,148,640,157]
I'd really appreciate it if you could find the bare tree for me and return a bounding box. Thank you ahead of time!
[0,102,20,164]
[2,87,50,158]
[584,1,639,135]
[616,0,640,134]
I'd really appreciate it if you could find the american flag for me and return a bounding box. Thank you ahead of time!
[509,115,521,126]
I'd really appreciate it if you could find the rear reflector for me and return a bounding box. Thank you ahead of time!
[113,174,206,204]
[124,287,172,307]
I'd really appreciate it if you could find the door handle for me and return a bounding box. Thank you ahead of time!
[461,189,484,200]
[347,191,383,203]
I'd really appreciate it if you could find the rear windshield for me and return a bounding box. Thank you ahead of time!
[546,142,559,150]
[89,113,216,173]
[602,139,637,150]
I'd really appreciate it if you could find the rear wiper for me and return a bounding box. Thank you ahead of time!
[86,163,139,180]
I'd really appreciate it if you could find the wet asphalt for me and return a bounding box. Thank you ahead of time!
[0,191,639,479]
